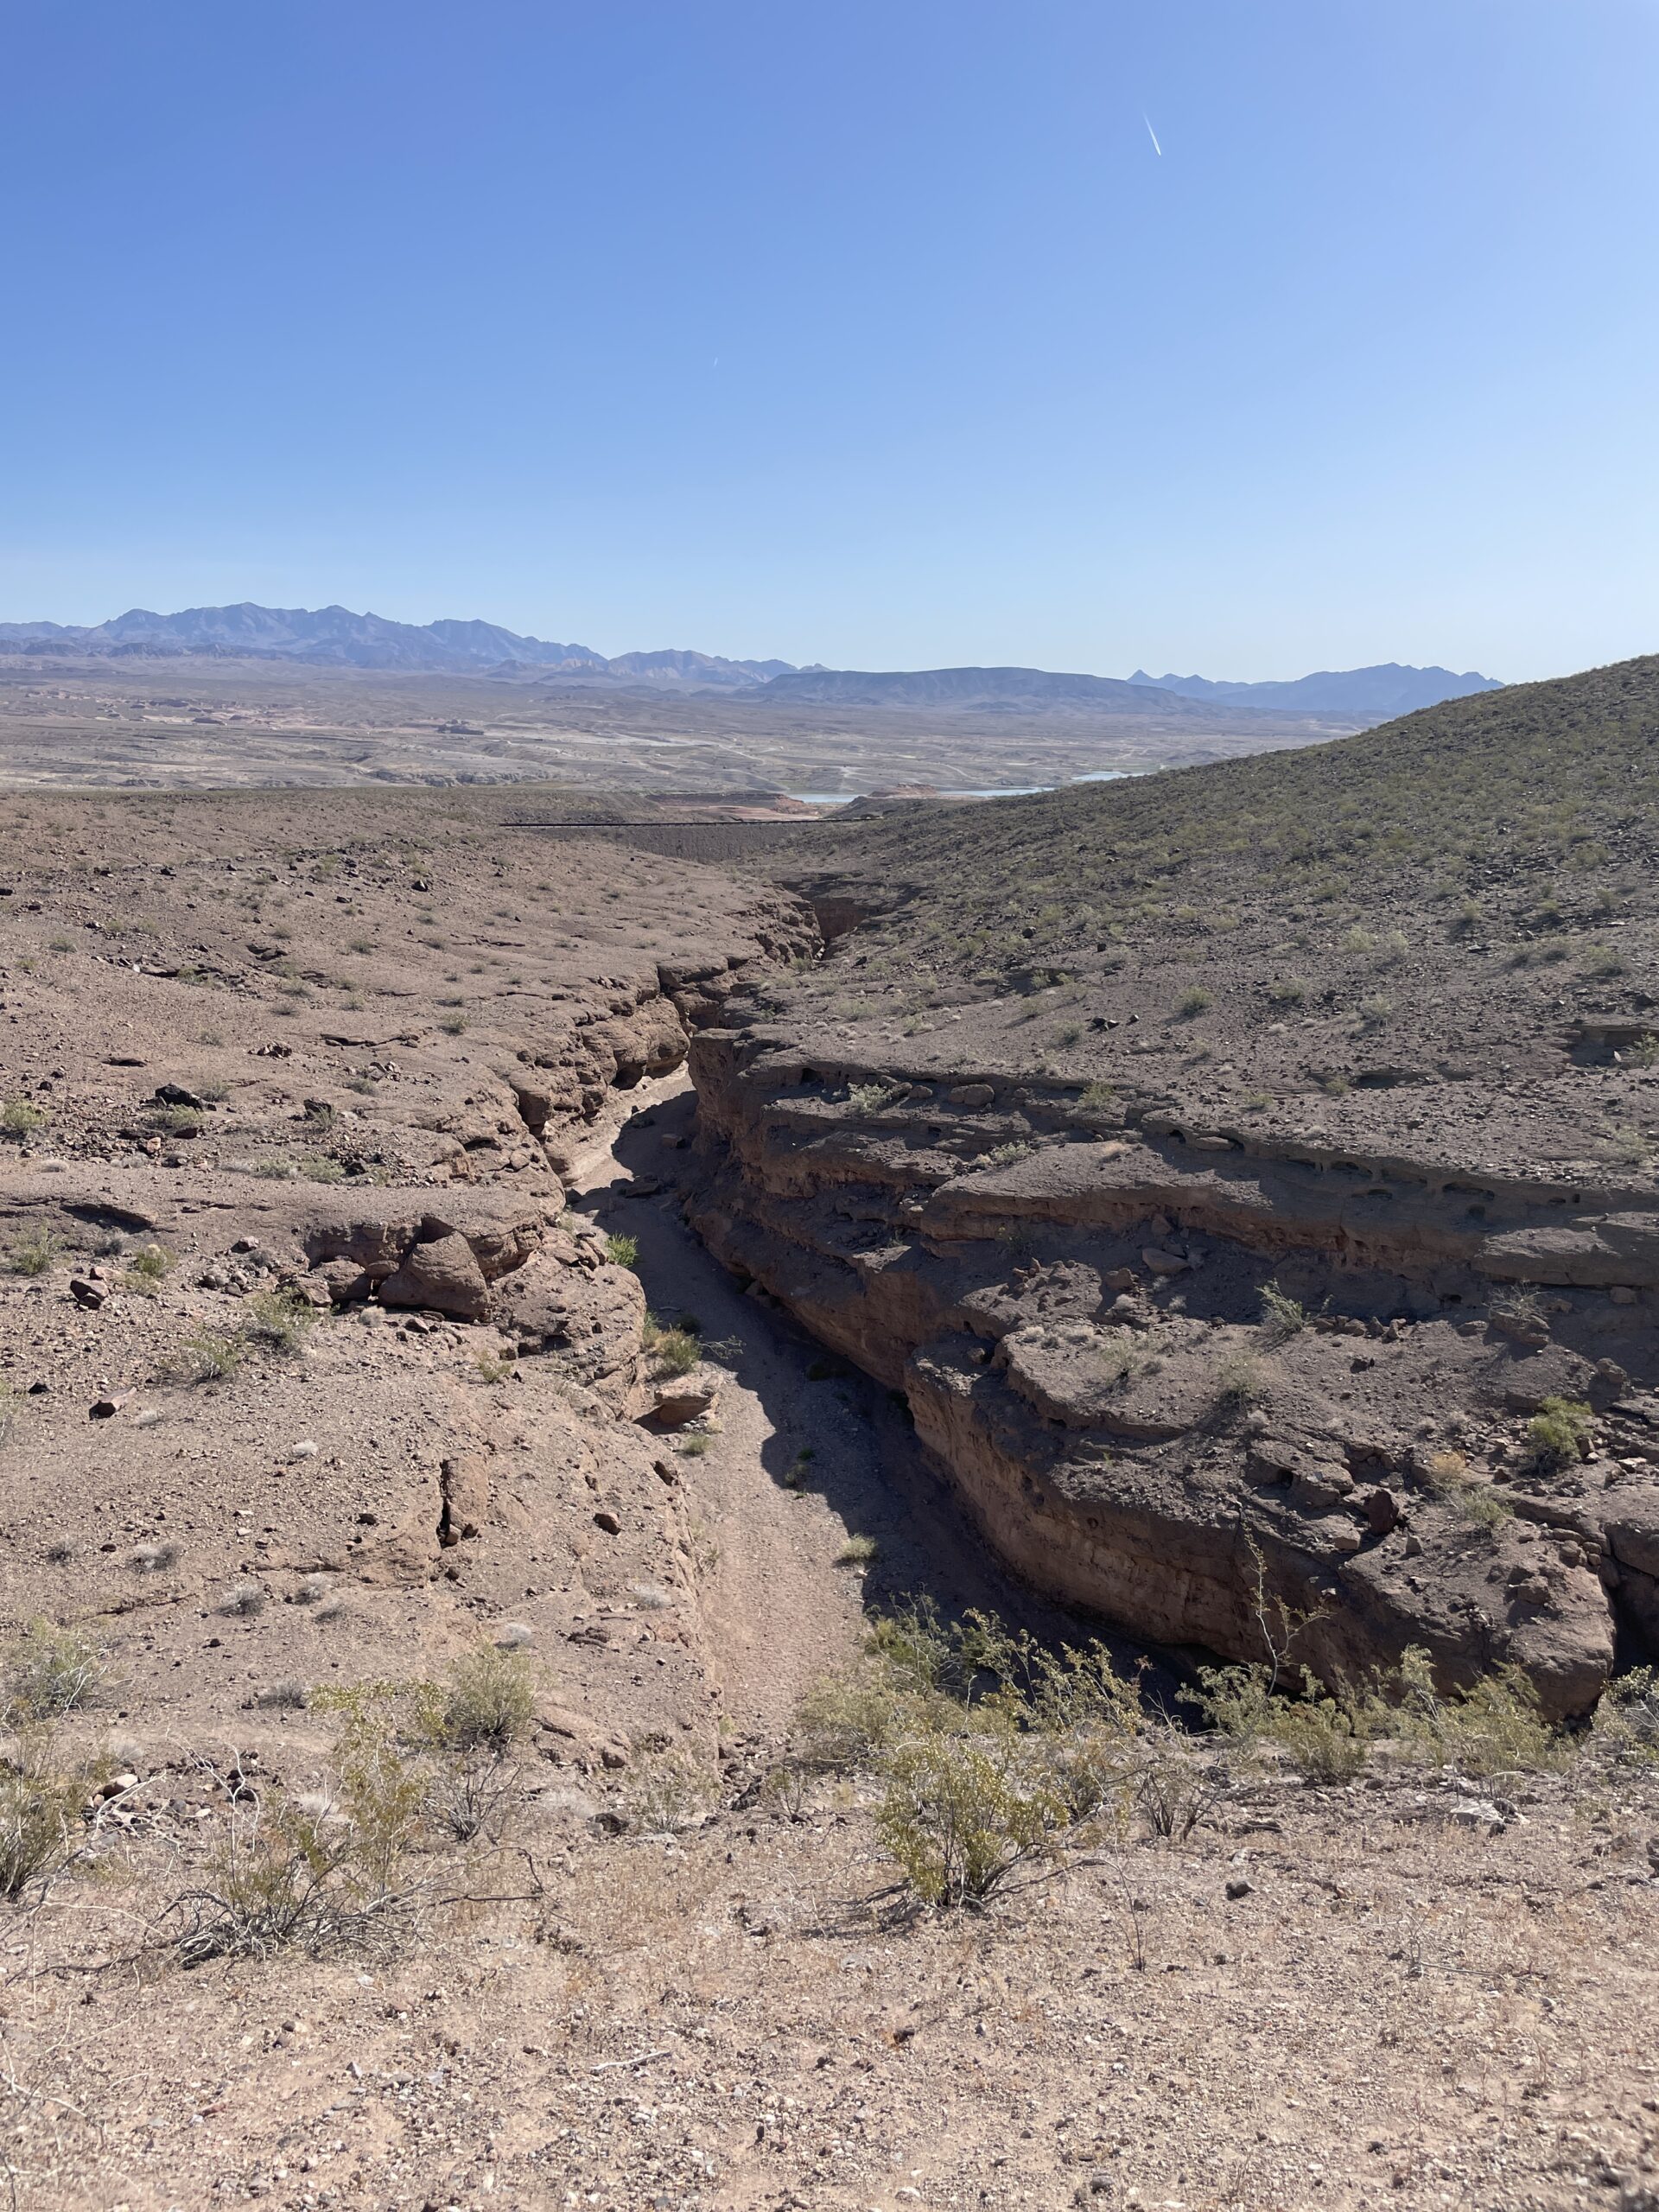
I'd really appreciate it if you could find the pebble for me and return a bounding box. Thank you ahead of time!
[290,1441,319,1460]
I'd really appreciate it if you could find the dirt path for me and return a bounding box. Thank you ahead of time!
[570,1072,1139,1738]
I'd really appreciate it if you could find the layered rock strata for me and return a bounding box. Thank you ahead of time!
[687,1030,1659,1715]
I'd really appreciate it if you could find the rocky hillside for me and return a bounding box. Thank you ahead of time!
[683,654,1659,1716]
[0,785,817,1774]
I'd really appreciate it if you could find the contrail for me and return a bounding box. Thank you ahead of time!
[1144,115,1162,156]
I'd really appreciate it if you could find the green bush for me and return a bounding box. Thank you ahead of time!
[245,1287,318,1351]
[1525,1397,1594,1472]
[1590,1667,1659,1765]
[605,1232,639,1269]
[1175,988,1212,1019]
[412,1644,536,1754]
[643,1318,701,1377]
[123,1243,175,1295]
[1,1099,48,1140]
[162,1327,245,1383]
[1258,1281,1307,1338]
[5,1226,60,1277]
[798,1605,1142,1910]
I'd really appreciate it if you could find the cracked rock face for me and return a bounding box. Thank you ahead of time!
[685,1027,1659,1715]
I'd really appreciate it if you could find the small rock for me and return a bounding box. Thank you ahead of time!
[1611,1287,1638,1306]
[1141,1247,1187,1276]
[1362,1486,1401,1535]
[1225,1877,1253,1900]
[88,1394,131,1421]
[593,1509,622,1535]
[68,1279,105,1309]
[154,1082,204,1109]
[289,1441,319,1461]
[99,1771,140,1799]
[232,1236,260,1254]
[947,1082,995,1108]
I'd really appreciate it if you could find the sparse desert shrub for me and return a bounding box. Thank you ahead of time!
[1261,1672,1377,1783]
[1258,1281,1308,1338]
[1216,1350,1265,1405]
[1266,978,1307,1007]
[439,1014,468,1035]
[836,1534,878,1567]
[982,1140,1033,1167]
[427,1754,521,1844]
[163,1327,244,1383]
[1197,1646,1565,1781]
[1078,1080,1116,1110]
[1357,995,1394,1027]
[643,1318,700,1377]
[251,1680,308,1711]
[1583,942,1626,978]
[1,1099,48,1140]
[846,1080,899,1112]
[1525,1396,1594,1472]
[604,1232,639,1269]
[3,1621,105,1722]
[5,1227,60,1277]
[1601,1124,1651,1167]
[0,1733,105,1900]
[129,1541,183,1574]
[615,1746,712,1837]
[412,1643,536,1754]
[1423,1449,1511,1528]
[1590,1667,1659,1765]
[1096,1332,1145,1388]
[1053,1022,1083,1047]
[245,1287,317,1351]
[677,1433,710,1457]
[149,1103,203,1136]
[1391,1646,1566,1777]
[123,1243,175,1294]
[470,1349,516,1383]
[799,1605,1141,1910]
[1132,1734,1231,1840]
[299,1154,347,1183]
[219,1581,268,1619]
[158,1722,426,1964]
[1175,988,1212,1019]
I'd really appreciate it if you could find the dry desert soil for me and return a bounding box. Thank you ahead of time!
[2,667,1659,2212]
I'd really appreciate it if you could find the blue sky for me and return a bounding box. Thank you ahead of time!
[3,1,1656,681]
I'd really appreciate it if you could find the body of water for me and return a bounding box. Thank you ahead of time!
[786,767,1136,805]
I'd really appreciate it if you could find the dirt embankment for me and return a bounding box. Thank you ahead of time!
[683,1023,1659,1719]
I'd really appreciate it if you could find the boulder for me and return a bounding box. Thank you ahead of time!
[439,1454,491,1544]
[646,1372,721,1428]
[379,1233,491,1322]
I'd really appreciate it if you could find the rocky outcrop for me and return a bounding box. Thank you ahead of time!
[301,1192,548,1319]
[684,1027,1659,1717]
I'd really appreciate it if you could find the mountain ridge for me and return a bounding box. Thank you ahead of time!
[1130,661,1503,715]
[0,601,1501,710]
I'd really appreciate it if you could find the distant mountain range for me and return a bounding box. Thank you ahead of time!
[1129,663,1503,716]
[0,603,798,690]
[0,603,1501,716]
[759,665,1230,715]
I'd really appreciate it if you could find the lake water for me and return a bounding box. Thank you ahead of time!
[786,768,1136,805]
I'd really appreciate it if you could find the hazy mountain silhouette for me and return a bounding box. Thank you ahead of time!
[1129,663,1502,715]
